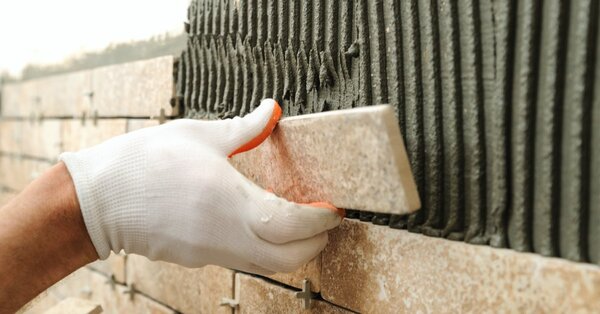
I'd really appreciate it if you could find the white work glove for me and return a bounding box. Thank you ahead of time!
[60,99,344,275]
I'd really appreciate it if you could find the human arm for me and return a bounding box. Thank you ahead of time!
[0,162,97,313]
[0,99,343,312]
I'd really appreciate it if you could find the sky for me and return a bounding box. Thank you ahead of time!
[0,0,189,77]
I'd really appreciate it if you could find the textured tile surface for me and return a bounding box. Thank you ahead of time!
[268,255,321,292]
[44,297,102,314]
[1,70,91,117]
[17,290,61,314]
[126,254,233,314]
[0,157,53,191]
[49,267,176,314]
[234,273,351,314]
[1,56,174,118]
[88,252,126,283]
[231,105,421,215]
[126,119,160,132]
[0,120,62,159]
[321,220,600,313]
[61,120,128,152]
[91,56,175,117]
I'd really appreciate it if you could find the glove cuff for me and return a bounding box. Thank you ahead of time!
[60,138,148,260]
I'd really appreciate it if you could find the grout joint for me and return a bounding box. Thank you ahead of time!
[104,274,116,290]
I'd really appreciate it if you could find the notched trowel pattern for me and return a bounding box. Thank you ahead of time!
[178,0,600,264]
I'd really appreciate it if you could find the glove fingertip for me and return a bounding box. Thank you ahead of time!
[304,201,345,219]
[227,99,282,158]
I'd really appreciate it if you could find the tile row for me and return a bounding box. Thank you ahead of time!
[1,56,176,118]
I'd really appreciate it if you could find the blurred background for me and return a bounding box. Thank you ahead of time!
[0,0,188,81]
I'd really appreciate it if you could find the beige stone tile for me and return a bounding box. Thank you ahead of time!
[106,284,176,314]
[44,297,102,314]
[88,252,126,283]
[1,81,29,117]
[35,71,93,117]
[61,119,128,152]
[89,273,175,314]
[0,156,53,191]
[43,267,98,303]
[39,267,175,314]
[1,57,174,119]
[126,254,234,314]
[321,220,600,313]
[1,70,92,118]
[91,56,175,117]
[0,121,24,154]
[17,290,61,314]
[1,56,174,118]
[126,119,160,132]
[268,255,321,292]
[234,273,351,314]
[231,105,420,215]
[0,120,62,159]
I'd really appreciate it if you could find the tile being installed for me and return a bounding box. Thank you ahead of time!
[321,220,600,313]
[231,105,421,215]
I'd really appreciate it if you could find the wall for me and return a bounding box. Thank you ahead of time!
[179,0,600,264]
[2,57,600,313]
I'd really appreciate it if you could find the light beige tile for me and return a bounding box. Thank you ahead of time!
[44,297,102,314]
[0,120,62,159]
[1,70,92,118]
[38,267,175,314]
[126,254,234,314]
[61,119,128,152]
[88,252,126,283]
[321,220,600,313]
[234,273,351,314]
[231,105,420,215]
[0,156,53,191]
[90,273,175,314]
[268,255,321,292]
[1,57,174,118]
[126,119,160,133]
[91,56,175,117]
[44,267,95,302]
[17,290,61,314]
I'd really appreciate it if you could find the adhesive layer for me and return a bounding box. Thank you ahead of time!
[180,0,600,264]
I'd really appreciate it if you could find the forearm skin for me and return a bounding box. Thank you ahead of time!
[0,162,97,313]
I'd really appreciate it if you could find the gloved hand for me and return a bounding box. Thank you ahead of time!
[60,99,344,275]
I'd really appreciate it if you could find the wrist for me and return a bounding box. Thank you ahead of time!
[51,162,99,263]
[60,137,149,259]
